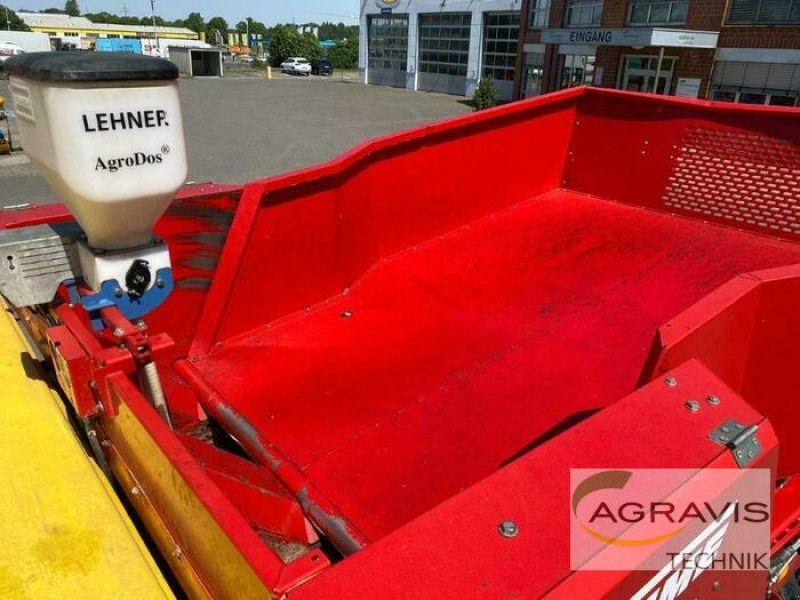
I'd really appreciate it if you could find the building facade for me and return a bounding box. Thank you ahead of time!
[359,0,522,101]
[18,13,198,52]
[515,0,800,106]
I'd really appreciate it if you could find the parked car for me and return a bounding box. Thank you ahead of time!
[280,57,311,76]
[311,59,333,76]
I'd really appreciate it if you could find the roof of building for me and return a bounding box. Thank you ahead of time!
[17,12,197,36]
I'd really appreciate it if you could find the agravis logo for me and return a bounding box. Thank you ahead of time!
[569,469,770,573]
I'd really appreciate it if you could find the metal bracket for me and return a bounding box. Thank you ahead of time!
[81,267,174,325]
[709,420,761,468]
[0,222,82,306]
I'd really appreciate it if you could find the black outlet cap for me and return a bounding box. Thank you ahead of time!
[5,52,178,82]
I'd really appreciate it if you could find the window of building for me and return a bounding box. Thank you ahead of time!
[529,0,551,28]
[711,61,800,106]
[522,52,545,97]
[483,12,520,82]
[419,13,472,77]
[727,0,800,24]
[565,0,603,26]
[628,0,689,25]
[64,32,79,37]
[367,14,409,72]
[559,54,597,88]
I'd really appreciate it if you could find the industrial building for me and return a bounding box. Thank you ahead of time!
[17,12,199,52]
[359,0,522,101]
[516,0,800,106]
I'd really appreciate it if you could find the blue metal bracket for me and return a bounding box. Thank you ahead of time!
[80,267,174,329]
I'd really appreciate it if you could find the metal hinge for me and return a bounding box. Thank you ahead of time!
[708,420,761,468]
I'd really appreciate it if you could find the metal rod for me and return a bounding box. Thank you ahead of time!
[174,358,368,555]
[653,46,665,94]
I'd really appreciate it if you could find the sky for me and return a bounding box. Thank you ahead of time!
[10,0,362,26]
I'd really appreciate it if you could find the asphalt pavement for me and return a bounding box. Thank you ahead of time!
[0,74,471,208]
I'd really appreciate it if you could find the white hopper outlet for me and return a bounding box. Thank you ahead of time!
[2,53,187,315]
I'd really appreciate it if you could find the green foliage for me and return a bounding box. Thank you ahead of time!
[327,38,359,70]
[235,17,268,39]
[318,21,359,41]
[206,16,229,43]
[251,58,265,70]
[472,78,500,111]
[184,12,204,33]
[268,26,322,66]
[0,4,30,31]
[64,0,80,16]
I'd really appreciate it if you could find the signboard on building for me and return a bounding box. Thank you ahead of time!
[676,77,702,98]
[541,28,718,49]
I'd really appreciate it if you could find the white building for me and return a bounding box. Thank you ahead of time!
[360,0,522,100]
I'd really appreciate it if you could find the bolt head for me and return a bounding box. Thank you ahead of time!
[706,395,721,406]
[341,310,353,318]
[685,399,701,412]
[664,376,678,387]
[498,520,519,538]
[113,327,124,337]
[156,279,165,289]
[131,486,140,495]
[114,288,123,298]
[136,320,145,328]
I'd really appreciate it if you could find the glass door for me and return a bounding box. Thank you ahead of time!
[620,55,675,94]
[558,54,596,90]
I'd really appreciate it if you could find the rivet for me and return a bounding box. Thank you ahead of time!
[664,376,678,387]
[131,486,141,495]
[751,438,758,445]
[341,311,353,318]
[747,450,754,458]
[736,450,743,458]
[498,520,519,538]
[156,279,165,289]
[114,288,123,298]
[706,395,721,406]
[685,399,701,412]
[172,546,183,560]
[101,440,111,447]
[721,426,730,433]
[136,320,145,328]
[113,327,124,337]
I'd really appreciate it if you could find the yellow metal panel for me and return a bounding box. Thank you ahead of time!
[0,307,173,600]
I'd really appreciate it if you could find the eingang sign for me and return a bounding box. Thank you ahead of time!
[541,28,718,49]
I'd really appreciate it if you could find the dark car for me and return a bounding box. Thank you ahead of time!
[311,59,333,76]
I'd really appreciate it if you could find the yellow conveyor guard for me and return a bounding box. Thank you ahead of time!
[0,306,172,600]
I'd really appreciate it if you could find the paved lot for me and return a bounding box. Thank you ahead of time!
[0,76,470,208]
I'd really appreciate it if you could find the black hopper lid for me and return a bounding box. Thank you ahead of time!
[5,52,178,82]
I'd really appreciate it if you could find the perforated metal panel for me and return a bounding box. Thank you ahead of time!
[663,127,799,237]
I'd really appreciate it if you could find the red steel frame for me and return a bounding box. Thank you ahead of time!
[3,88,800,598]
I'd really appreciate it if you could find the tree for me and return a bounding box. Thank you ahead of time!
[0,4,30,30]
[183,12,205,34]
[206,16,229,44]
[327,38,358,70]
[267,26,300,66]
[64,0,80,16]
[472,78,500,111]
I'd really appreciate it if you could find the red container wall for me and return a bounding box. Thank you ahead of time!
[208,92,580,346]
[564,91,800,243]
